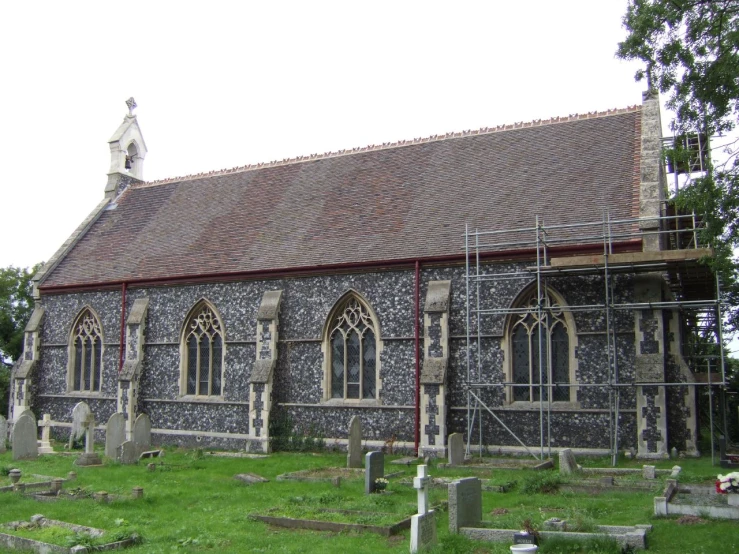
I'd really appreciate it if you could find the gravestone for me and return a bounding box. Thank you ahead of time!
[365,451,384,494]
[643,465,656,480]
[12,413,38,461]
[347,416,362,468]
[558,448,580,475]
[118,440,137,464]
[105,413,126,459]
[37,414,54,454]
[0,415,7,454]
[448,433,464,466]
[132,413,151,456]
[410,464,436,552]
[71,402,102,466]
[448,477,482,534]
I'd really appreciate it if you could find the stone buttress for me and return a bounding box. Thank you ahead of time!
[11,307,44,424]
[420,281,451,458]
[118,298,149,440]
[248,290,283,452]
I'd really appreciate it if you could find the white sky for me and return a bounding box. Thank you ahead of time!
[1,1,735,354]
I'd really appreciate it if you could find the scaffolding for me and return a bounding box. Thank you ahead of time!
[463,209,731,466]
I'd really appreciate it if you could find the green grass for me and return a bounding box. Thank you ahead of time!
[0,448,737,553]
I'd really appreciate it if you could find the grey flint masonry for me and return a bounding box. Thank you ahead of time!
[6,89,711,459]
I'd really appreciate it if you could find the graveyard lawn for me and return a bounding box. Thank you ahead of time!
[0,450,737,553]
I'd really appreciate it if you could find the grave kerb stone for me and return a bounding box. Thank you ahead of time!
[347,416,362,469]
[365,451,384,494]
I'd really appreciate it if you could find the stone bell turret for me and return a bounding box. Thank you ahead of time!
[105,97,148,199]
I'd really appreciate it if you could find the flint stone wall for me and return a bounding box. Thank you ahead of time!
[33,264,637,449]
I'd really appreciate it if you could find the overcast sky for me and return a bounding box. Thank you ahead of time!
[2,2,734,351]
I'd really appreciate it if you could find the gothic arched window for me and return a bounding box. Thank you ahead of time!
[69,308,104,392]
[508,288,574,403]
[326,295,379,400]
[181,301,225,397]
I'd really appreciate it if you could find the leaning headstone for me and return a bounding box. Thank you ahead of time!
[347,416,362,469]
[118,440,137,465]
[37,414,54,454]
[132,413,151,456]
[448,433,464,466]
[558,448,580,475]
[643,465,656,480]
[448,477,482,534]
[670,465,682,478]
[365,451,384,494]
[0,415,7,454]
[234,473,269,484]
[12,413,38,461]
[105,413,126,459]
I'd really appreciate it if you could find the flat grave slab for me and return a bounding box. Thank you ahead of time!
[439,457,553,471]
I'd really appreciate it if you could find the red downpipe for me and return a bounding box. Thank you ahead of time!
[118,283,127,374]
[414,260,420,456]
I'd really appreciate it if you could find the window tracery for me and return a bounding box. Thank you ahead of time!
[69,308,103,392]
[182,303,224,396]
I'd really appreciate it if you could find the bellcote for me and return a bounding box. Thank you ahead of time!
[105,97,148,199]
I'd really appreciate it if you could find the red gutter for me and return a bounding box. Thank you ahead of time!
[38,239,642,295]
[118,283,127,374]
[414,260,420,456]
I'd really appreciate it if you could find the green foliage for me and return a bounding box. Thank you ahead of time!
[617,1,739,334]
[0,264,40,362]
[521,472,562,494]
[538,535,624,554]
[269,412,325,452]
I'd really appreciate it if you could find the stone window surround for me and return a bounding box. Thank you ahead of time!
[67,306,105,394]
[321,290,383,406]
[178,298,227,400]
[501,285,580,407]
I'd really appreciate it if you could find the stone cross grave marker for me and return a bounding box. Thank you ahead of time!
[0,415,7,454]
[448,477,482,534]
[37,414,54,454]
[133,413,152,456]
[71,401,102,466]
[12,412,38,461]
[448,433,464,466]
[105,413,126,459]
[364,451,384,494]
[410,464,437,553]
[347,416,362,468]
[558,448,580,475]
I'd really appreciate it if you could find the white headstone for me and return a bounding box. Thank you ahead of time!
[105,413,126,459]
[0,415,7,454]
[448,433,464,466]
[410,510,437,553]
[12,413,38,461]
[70,402,92,448]
[37,414,54,454]
[133,413,151,456]
[347,416,362,469]
[413,464,430,515]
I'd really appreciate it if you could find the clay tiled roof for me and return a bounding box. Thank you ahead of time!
[42,107,641,288]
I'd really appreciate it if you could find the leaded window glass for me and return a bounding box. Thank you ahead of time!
[70,309,103,392]
[329,298,377,400]
[183,304,224,396]
[509,290,571,402]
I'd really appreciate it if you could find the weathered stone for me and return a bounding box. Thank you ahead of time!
[132,413,151,456]
[448,433,464,466]
[118,440,137,465]
[600,476,615,487]
[558,448,580,475]
[448,477,482,534]
[12,413,38,461]
[643,465,656,480]
[37,414,54,454]
[75,452,103,466]
[139,449,162,459]
[365,451,384,494]
[424,280,451,313]
[0,415,7,453]
[347,416,362,469]
[131,487,144,499]
[234,473,269,484]
[105,413,125,459]
[410,509,437,553]
[670,466,682,478]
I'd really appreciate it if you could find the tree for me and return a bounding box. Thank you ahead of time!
[0,265,40,363]
[617,0,739,334]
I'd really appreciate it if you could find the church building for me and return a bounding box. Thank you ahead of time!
[11,91,713,459]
